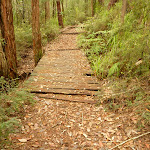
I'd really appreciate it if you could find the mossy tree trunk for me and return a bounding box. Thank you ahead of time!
[56,0,63,28]
[0,0,17,78]
[32,0,43,66]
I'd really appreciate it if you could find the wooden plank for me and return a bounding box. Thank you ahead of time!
[61,32,84,35]
[37,94,97,104]
[30,90,96,96]
[48,49,80,51]
[30,87,100,91]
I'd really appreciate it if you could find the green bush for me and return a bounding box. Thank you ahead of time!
[0,76,35,148]
[79,0,150,78]
[41,18,59,44]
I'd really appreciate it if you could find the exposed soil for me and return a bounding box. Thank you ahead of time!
[9,26,150,150]
[17,48,34,77]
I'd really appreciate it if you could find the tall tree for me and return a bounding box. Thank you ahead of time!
[121,0,127,23]
[56,0,63,28]
[91,0,96,17]
[45,1,50,23]
[32,0,43,66]
[0,0,17,78]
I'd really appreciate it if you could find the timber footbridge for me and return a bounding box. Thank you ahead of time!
[24,26,101,104]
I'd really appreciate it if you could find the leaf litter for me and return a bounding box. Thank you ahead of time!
[9,26,150,150]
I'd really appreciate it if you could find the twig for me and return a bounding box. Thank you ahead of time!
[109,131,150,150]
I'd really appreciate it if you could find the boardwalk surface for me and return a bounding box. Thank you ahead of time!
[24,27,101,104]
[10,27,150,150]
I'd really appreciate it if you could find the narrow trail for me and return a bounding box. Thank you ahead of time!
[10,27,149,150]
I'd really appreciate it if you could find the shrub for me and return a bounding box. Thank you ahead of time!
[0,76,35,148]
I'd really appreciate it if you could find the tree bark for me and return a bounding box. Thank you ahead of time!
[45,1,50,23]
[56,0,63,28]
[0,0,17,78]
[32,0,43,66]
[121,0,127,24]
[91,0,96,17]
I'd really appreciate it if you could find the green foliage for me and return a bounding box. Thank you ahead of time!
[79,0,150,79]
[64,0,88,25]
[78,0,150,128]
[0,77,35,148]
[41,18,59,44]
[15,24,33,50]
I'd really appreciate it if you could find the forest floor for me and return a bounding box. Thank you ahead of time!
[9,27,150,150]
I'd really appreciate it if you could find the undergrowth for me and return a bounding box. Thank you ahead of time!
[98,77,150,128]
[0,76,35,148]
[78,0,150,128]
[15,18,59,61]
[78,1,150,79]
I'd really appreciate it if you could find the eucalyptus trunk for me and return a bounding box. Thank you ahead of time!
[0,0,17,78]
[56,0,63,28]
[32,0,43,66]
[45,1,50,23]
[91,0,96,17]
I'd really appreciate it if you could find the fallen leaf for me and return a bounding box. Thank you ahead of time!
[18,139,27,143]
[99,140,104,148]
[83,133,88,138]
[145,143,150,149]
[87,128,90,132]
[32,142,40,148]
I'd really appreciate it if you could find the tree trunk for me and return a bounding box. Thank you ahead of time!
[121,0,127,24]
[0,45,8,77]
[56,0,63,28]
[91,0,96,17]
[85,0,88,16]
[0,0,17,78]
[61,0,64,17]
[108,0,119,10]
[22,0,25,23]
[52,0,56,18]
[45,1,50,23]
[32,0,43,66]
[61,0,64,12]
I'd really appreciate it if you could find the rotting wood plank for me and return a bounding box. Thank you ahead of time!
[30,90,97,96]
[25,82,101,90]
[61,32,84,35]
[48,49,80,51]
[29,87,100,91]
[37,95,97,104]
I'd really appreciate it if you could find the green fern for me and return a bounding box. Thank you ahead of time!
[108,62,120,77]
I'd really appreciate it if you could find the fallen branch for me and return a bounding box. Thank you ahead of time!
[110,131,150,150]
